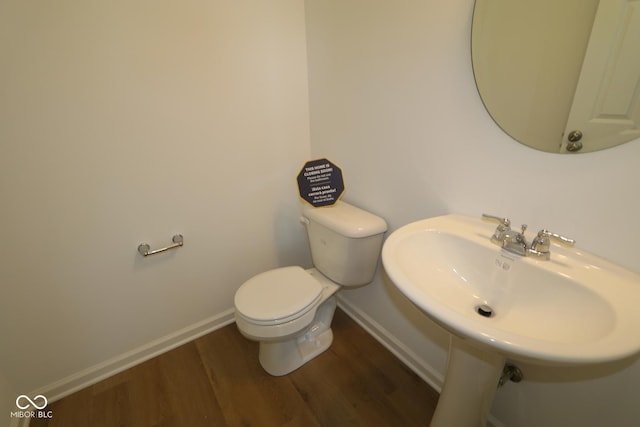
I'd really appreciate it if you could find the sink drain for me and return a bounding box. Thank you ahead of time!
[476,304,494,318]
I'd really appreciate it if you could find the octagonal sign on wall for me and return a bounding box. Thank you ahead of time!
[296,158,345,207]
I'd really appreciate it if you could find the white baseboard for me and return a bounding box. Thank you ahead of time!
[18,302,506,427]
[336,297,506,427]
[28,308,236,405]
[336,296,444,392]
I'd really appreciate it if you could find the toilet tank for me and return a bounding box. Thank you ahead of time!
[301,201,388,286]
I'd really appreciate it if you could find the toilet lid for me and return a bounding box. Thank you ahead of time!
[235,266,323,324]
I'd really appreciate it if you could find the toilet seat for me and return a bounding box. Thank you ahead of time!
[235,266,323,326]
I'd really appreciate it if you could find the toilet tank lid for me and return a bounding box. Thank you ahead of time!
[302,201,387,238]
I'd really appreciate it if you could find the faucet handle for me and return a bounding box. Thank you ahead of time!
[481,214,511,228]
[535,229,575,247]
[530,229,576,259]
[482,214,511,246]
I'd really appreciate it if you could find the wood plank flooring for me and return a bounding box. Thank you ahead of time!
[34,308,439,426]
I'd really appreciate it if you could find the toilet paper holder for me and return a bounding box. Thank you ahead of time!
[138,234,183,257]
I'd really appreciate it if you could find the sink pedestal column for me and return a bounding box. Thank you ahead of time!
[431,335,505,427]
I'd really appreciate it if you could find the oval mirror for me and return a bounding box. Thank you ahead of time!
[472,0,640,153]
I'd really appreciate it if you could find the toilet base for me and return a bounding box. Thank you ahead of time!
[259,328,333,376]
[258,295,337,376]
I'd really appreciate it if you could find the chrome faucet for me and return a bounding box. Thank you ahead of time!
[482,214,575,260]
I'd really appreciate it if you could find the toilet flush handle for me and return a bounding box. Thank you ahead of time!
[300,216,310,225]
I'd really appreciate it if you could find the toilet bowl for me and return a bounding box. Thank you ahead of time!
[234,201,387,376]
[235,267,340,375]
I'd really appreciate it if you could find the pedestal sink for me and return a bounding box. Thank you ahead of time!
[381,214,640,427]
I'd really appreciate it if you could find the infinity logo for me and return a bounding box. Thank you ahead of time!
[16,394,48,410]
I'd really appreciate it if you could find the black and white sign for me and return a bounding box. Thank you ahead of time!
[296,158,345,207]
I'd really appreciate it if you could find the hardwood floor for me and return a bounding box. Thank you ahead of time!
[34,308,439,426]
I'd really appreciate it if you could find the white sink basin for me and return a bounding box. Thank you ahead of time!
[382,214,640,365]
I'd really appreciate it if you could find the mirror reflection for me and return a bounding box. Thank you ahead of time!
[472,0,640,153]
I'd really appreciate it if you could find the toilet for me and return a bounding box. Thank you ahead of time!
[234,200,387,376]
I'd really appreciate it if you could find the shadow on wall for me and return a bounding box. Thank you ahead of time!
[517,353,640,384]
[274,202,313,268]
[381,269,450,354]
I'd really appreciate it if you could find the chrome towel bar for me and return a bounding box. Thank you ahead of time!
[138,234,183,257]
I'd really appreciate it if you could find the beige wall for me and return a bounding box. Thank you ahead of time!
[305,0,640,426]
[0,0,311,402]
[2,1,640,426]
[0,371,14,424]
